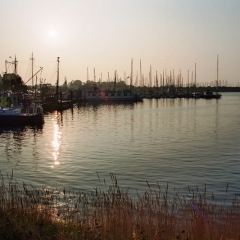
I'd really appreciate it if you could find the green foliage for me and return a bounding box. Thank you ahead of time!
[68,80,83,90]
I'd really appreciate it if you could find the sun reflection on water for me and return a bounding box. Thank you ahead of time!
[51,119,62,168]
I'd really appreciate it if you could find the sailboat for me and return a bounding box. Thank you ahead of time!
[215,54,222,98]
[81,59,144,101]
[201,55,222,99]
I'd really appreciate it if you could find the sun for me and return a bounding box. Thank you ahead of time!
[49,30,57,38]
[44,28,65,47]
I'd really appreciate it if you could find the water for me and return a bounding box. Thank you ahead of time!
[0,92,240,204]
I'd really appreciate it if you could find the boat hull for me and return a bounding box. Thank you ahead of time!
[0,114,44,126]
[82,92,144,101]
[83,96,143,101]
[81,85,144,101]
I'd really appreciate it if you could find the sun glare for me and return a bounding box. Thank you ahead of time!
[51,119,62,168]
[49,30,57,38]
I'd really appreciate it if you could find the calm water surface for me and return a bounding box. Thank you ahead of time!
[0,92,239,204]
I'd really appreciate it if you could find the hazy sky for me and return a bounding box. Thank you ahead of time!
[1,0,240,86]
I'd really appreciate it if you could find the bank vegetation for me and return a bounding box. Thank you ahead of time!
[0,173,239,240]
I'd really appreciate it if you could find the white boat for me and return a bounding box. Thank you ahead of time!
[0,103,44,126]
[81,84,144,101]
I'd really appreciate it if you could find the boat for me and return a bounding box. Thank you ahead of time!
[144,93,153,99]
[81,84,144,101]
[201,89,221,99]
[0,103,44,126]
[201,55,222,99]
[41,57,72,111]
[81,59,144,101]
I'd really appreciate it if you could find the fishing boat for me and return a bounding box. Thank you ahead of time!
[0,103,44,126]
[81,84,144,101]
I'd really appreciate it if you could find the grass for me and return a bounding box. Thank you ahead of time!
[0,172,239,240]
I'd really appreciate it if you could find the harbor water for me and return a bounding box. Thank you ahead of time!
[0,92,239,205]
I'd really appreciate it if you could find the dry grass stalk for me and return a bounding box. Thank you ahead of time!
[0,172,239,239]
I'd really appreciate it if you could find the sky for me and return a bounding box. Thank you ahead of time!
[1,0,240,87]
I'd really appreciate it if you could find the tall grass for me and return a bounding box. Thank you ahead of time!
[0,172,239,240]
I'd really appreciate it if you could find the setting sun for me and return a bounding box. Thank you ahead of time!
[49,30,57,38]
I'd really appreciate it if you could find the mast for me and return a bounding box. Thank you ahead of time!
[179,69,181,88]
[173,69,174,86]
[30,53,34,89]
[56,57,60,98]
[150,65,152,87]
[14,55,18,75]
[35,75,37,97]
[130,58,133,88]
[216,54,219,93]
[140,59,142,87]
[156,70,158,88]
[114,70,117,90]
[192,71,193,87]
[195,63,196,91]
[162,70,164,93]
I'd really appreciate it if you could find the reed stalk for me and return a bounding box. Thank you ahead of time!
[0,172,239,239]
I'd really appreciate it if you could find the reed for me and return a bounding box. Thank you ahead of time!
[0,172,239,240]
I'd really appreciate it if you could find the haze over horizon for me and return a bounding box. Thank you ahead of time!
[1,0,240,87]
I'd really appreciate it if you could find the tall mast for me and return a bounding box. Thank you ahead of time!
[114,70,117,90]
[14,55,18,75]
[179,69,181,88]
[162,70,164,93]
[195,63,196,89]
[192,71,193,87]
[30,53,34,89]
[149,65,152,87]
[173,69,174,86]
[140,59,142,87]
[217,54,219,93]
[130,58,133,88]
[56,57,60,97]
[35,75,37,97]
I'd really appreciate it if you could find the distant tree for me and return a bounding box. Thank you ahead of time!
[68,80,83,90]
